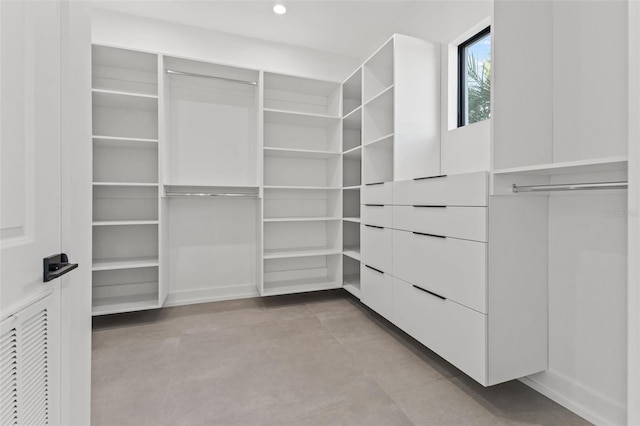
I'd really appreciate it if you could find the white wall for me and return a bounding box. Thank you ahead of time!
[91,9,359,83]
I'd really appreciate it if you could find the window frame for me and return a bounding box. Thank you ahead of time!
[457,26,491,128]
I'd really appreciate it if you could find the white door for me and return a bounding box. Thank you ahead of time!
[0,1,90,425]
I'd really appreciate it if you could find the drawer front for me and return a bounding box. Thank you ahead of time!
[392,277,487,384]
[361,264,393,321]
[392,206,487,242]
[392,229,487,313]
[392,172,488,207]
[362,182,392,205]
[361,224,392,272]
[362,204,392,228]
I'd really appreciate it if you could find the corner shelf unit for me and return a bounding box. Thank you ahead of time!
[261,73,344,296]
[341,68,363,296]
[91,45,163,316]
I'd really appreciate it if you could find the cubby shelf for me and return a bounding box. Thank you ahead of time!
[263,108,340,127]
[363,84,394,107]
[343,105,362,121]
[262,277,341,297]
[343,217,361,223]
[263,217,341,222]
[92,220,159,226]
[363,133,394,147]
[344,146,362,160]
[93,182,159,187]
[93,135,159,143]
[93,135,159,150]
[92,88,158,111]
[263,147,340,160]
[343,276,361,298]
[92,257,159,272]
[343,247,361,261]
[92,293,159,316]
[263,247,342,260]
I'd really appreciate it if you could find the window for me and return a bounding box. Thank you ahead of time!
[458,27,491,127]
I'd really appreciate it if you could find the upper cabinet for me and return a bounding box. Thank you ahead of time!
[359,35,441,184]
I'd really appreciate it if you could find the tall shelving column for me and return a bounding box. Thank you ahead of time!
[261,73,343,296]
[342,68,363,298]
[91,45,161,315]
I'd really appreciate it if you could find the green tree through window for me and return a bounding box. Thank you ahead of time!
[458,27,491,127]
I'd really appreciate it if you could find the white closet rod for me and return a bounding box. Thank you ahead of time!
[165,69,257,86]
[165,192,258,198]
[512,181,628,193]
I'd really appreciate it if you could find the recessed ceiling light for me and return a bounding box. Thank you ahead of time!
[273,4,286,15]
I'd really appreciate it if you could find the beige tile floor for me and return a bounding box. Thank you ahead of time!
[92,290,591,426]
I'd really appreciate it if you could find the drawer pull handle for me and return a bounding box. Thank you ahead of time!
[412,205,446,208]
[365,265,384,274]
[365,182,385,186]
[365,224,384,229]
[413,285,446,300]
[412,231,446,239]
[365,204,384,207]
[413,174,447,181]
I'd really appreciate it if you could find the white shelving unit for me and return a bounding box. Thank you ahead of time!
[261,73,343,296]
[341,68,363,295]
[91,45,162,316]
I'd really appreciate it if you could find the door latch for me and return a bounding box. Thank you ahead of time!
[43,253,78,282]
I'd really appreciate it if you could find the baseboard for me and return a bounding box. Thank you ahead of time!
[519,370,626,426]
[163,283,260,307]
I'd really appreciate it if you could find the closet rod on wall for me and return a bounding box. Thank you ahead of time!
[165,69,257,86]
[165,192,259,198]
[512,181,628,193]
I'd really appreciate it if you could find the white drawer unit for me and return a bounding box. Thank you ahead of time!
[357,172,546,387]
[361,224,392,272]
[361,263,393,321]
[392,205,487,242]
[362,182,392,205]
[392,172,488,207]
[361,204,392,228]
[392,229,487,313]
[392,277,487,384]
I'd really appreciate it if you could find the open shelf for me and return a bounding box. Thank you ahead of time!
[263,147,340,160]
[263,217,341,223]
[363,84,394,108]
[92,45,158,95]
[264,108,340,127]
[343,217,361,223]
[93,182,159,187]
[364,133,394,148]
[492,156,628,176]
[92,293,159,316]
[363,39,393,104]
[262,277,341,297]
[343,185,361,190]
[92,257,159,272]
[263,247,342,260]
[343,247,361,261]
[343,146,362,160]
[93,136,159,150]
[93,220,159,226]
[92,88,158,112]
[343,68,362,117]
[263,72,341,116]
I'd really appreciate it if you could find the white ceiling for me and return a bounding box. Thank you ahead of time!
[90,0,432,58]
